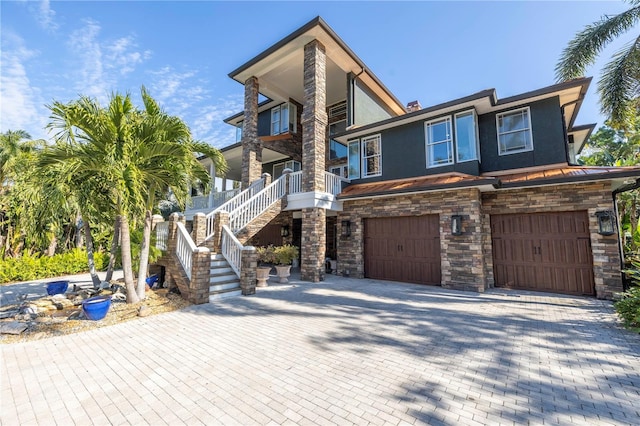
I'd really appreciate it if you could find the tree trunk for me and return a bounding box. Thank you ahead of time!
[136,210,153,299]
[82,219,102,289]
[120,215,139,303]
[75,214,84,248]
[105,215,121,282]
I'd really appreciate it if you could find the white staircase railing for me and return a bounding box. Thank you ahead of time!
[324,171,349,195]
[175,222,197,279]
[229,175,287,232]
[155,221,169,251]
[205,178,265,240]
[221,225,243,276]
[289,170,302,194]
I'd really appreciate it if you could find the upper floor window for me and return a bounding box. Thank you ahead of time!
[362,135,382,178]
[348,135,382,179]
[496,107,533,155]
[425,117,453,168]
[455,111,478,162]
[330,140,348,159]
[272,160,301,179]
[271,103,297,136]
[235,121,243,142]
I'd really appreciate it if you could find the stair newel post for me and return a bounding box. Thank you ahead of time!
[262,172,271,186]
[192,213,207,246]
[190,246,211,304]
[240,246,258,295]
[213,211,230,254]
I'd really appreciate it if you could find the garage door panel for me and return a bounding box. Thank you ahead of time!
[364,216,441,285]
[491,211,595,296]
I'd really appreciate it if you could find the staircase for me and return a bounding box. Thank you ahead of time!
[161,170,347,304]
[208,254,242,301]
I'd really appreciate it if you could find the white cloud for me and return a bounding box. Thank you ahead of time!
[31,0,59,32]
[67,19,151,102]
[0,32,48,138]
[191,95,244,148]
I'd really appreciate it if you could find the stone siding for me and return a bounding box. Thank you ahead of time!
[482,182,622,299]
[241,76,262,188]
[339,188,486,291]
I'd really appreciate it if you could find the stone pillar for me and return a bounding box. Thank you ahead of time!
[301,208,326,282]
[151,214,164,230]
[300,39,328,282]
[241,76,262,188]
[190,247,211,304]
[212,211,230,253]
[240,246,257,296]
[191,212,206,246]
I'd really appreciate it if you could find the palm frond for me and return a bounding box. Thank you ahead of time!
[556,5,640,81]
[599,35,640,127]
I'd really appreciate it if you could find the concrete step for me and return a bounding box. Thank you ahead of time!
[209,288,242,302]
[210,254,225,261]
[209,266,234,275]
[210,273,239,284]
[210,282,241,293]
[210,260,229,268]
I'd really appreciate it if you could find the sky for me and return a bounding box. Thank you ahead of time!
[1,1,634,149]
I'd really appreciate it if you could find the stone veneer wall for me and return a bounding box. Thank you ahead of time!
[241,76,263,188]
[481,181,622,299]
[338,182,623,298]
[300,39,328,281]
[338,188,486,291]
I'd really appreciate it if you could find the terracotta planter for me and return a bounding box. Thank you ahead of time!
[256,266,272,287]
[275,265,291,283]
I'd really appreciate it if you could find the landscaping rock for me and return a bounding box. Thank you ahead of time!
[138,305,151,317]
[0,321,28,335]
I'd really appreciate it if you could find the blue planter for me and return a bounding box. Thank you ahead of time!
[145,275,159,287]
[46,280,69,295]
[82,296,111,321]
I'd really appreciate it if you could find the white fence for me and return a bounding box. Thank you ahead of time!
[288,170,302,194]
[229,176,287,232]
[324,171,349,195]
[155,221,168,251]
[175,222,197,280]
[221,225,243,276]
[205,178,265,240]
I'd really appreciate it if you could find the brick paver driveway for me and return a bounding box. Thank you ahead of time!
[2,275,639,425]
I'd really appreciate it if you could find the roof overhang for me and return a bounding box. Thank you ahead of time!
[334,78,592,143]
[227,16,406,117]
[568,123,596,155]
[209,143,289,181]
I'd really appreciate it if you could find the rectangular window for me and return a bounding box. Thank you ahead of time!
[497,107,533,155]
[425,117,453,167]
[272,160,301,179]
[330,164,348,179]
[348,140,360,179]
[361,135,382,178]
[235,121,243,142]
[454,111,478,162]
[270,103,297,135]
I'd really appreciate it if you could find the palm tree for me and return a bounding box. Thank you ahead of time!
[556,0,640,128]
[45,93,142,302]
[132,86,226,299]
[0,130,44,185]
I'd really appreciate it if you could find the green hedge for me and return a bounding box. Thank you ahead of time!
[0,249,109,284]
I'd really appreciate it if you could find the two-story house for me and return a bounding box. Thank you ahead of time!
[173,16,639,302]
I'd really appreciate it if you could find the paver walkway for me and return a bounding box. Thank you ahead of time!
[2,275,639,425]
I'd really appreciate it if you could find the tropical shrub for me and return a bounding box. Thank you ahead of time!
[614,287,640,330]
[256,246,276,266]
[0,248,108,283]
[273,245,299,265]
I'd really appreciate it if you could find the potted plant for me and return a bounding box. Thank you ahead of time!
[256,246,275,287]
[273,245,299,283]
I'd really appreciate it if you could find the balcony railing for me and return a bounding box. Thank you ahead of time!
[205,178,265,240]
[155,221,168,251]
[187,188,242,212]
[324,171,349,196]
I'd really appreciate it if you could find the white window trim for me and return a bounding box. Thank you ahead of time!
[425,117,454,168]
[496,106,533,156]
[361,134,382,178]
[348,139,360,179]
[272,160,301,178]
[454,110,480,163]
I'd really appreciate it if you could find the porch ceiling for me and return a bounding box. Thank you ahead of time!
[220,144,288,182]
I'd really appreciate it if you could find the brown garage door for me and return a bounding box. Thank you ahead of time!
[491,211,595,295]
[364,215,441,285]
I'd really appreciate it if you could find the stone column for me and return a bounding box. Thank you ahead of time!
[191,212,206,246]
[190,247,211,304]
[212,211,230,254]
[240,246,257,296]
[300,39,328,282]
[241,76,262,188]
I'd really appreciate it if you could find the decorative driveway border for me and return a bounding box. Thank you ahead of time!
[2,275,639,425]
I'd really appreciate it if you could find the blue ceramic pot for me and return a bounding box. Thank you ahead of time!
[82,296,111,320]
[46,280,69,296]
